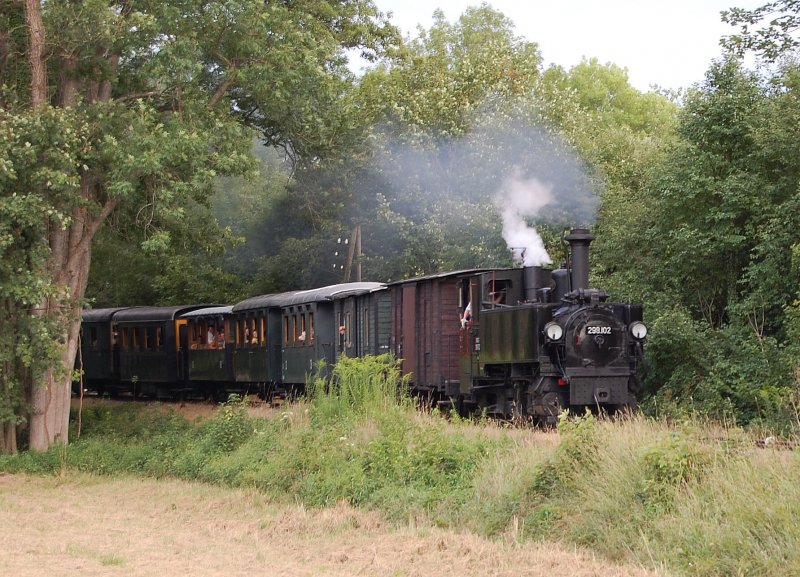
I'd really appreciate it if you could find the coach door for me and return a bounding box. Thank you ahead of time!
[178,323,189,383]
[335,298,358,361]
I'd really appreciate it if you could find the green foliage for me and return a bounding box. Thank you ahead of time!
[638,427,711,512]
[72,402,191,442]
[308,354,411,424]
[527,412,600,500]
[359,411,491,523]
[7,398,800,576]
[200,395,253,454]
[591,54,800,428]
[508,413,601,537]
[2,0,400,451]
[722,0,800,61]
[0,107,80,444]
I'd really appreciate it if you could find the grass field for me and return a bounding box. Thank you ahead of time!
[0,473,669,577]
[4,355,800,577]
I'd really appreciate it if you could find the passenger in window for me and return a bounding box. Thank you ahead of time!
[207,326,216,348]
[298,331,306,344]
[461,301,472,328]
[217,331,225,348]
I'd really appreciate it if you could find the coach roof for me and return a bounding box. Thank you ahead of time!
[232,283,385,312]
[180,305,233,318]
[80,307,137,323]
[279,282,385,306]
[387,269,491,285]
[231,291,300,313]
[112,305,219,323]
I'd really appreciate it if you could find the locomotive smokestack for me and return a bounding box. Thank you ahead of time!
[565,228,595,291]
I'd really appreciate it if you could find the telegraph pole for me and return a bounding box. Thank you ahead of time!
[342,224,361,282]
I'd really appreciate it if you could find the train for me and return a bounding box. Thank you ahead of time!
[75,228,647,423]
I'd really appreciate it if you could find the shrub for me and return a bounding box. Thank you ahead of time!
[638,426,712,513]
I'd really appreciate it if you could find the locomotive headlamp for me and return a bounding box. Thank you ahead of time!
[544,322,563,342]
[630,321,648,340]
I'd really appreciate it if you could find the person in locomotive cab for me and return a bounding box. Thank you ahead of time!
[461,301,472,328]
[488,280,506,306]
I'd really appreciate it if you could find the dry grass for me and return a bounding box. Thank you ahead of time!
[0,472,671,577]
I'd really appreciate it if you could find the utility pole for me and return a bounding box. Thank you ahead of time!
[342,224,361,282]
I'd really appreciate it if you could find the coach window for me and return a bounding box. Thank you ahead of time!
[345,312,352,347]
[283,316,289,346]
[291,314,298,346]
[242,318,250,346]
[308,313,315,344]
[148,327,158,350]
[86,327,99,349]
[297,314,305,345]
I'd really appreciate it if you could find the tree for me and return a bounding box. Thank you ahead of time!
[722,0,800,61]
[2,0,398,452]
[614,57,800,423]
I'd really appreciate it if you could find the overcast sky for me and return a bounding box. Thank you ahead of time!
[367,0,763,92]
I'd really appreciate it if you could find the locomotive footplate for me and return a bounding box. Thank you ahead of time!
[566,368,632,406]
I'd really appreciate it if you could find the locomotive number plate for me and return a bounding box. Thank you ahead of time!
[586,326,612,335]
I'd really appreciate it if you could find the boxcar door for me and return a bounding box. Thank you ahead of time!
[459,276,479,396]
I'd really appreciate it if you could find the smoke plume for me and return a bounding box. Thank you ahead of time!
[496,171,554,266]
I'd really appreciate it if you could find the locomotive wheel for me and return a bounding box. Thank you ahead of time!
[539,392,565,425]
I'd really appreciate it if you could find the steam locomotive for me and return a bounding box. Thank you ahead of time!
[77,228,646,423]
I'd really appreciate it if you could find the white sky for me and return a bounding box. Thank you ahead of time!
[368,0,763,92]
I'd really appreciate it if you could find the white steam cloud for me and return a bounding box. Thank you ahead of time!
[496,171,553,267]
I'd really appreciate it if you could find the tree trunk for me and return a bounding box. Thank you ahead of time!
[21,0,112,451]
[29,207,94,450]
[28,309,81,450]
[1,359,17,454]
[24,0,47,109]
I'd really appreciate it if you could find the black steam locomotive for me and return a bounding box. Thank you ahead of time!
[76,228,646,423]
[452,229,646,422]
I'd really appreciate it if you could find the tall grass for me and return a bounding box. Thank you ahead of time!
[2,356,800,576]
[307,353,412,424]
